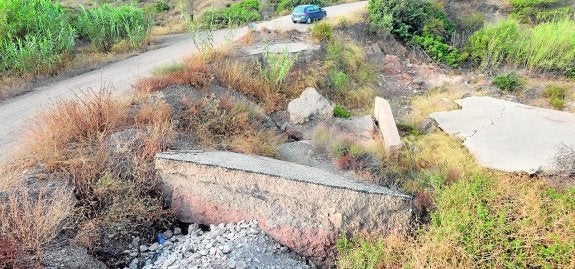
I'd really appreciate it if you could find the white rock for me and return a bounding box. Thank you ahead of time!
[288,88,333,124]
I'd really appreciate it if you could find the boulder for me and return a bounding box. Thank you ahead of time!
[373,97,403,156]
[156,151,412,266]
[288,88,333,124]
[431,96,575,174]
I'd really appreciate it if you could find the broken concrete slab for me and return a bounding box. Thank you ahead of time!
[374,97,403,155]
[431,96,575,174]
[156,151,412,265]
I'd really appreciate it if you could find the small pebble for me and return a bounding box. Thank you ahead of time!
[163,230,173,239]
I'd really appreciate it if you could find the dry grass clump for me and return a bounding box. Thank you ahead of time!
[179,95,283,157]
[404,132,481,180]
[408,84,465,126]
[0,187,74,268]
[23,88,129,167]
[212,60,281,112]
[15,87,176,265]
[135,57,212,94]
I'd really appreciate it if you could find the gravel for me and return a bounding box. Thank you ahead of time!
[123,220,312,269]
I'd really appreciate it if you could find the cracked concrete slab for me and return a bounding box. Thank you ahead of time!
[431,96,575,174]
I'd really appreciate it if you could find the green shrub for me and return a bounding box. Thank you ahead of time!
[0,0,75,75]
[202,0,262,28]
[543,84,567,109]
[330,70,348,90]
[368,0,454,40]
[275,0,326,14]
[333,105,351,118]
[311,21,333,41]
[77,4,152,52]
[493,72,523,92]
[368,0,459,67]
[154,1,170,13]
[413,35,464,67]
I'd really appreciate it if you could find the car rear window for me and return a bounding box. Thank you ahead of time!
[294,7,305,13]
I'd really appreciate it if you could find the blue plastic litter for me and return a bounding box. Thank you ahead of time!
[156,233,165,244]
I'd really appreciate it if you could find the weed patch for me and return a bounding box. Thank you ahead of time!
[333,105,352,118]
[311,21,333,41]
[493,72,524,92]
[543,84,568,109]
[76,4,153,52]
[202,0,261,28]
[467,18,575,73]
[0,0,75,75]
[0,187,74,268]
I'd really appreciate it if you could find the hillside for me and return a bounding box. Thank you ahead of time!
[1,0,574,268]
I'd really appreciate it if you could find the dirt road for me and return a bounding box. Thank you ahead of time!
[0,1,367,161]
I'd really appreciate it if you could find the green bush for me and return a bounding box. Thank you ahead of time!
[311,21,333,41]
[543,84,567,109]
[275,0,326,14]
[493,72,524,92]
[77,4,152,52]
[368,0,461,67]
[330,70,348,90]
[333,105,352,118]
[0,0,75,74]
[154,1,170,13]
[413,35,464,67]
[202,0,262,28]
[368,0,454,40]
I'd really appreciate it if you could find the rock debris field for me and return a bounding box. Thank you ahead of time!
[124,220,311,269]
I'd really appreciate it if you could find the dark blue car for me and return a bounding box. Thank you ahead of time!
[291,5,327,24]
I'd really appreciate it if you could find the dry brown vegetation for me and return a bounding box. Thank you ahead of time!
[7,45,302,265]
[0,187,74,268]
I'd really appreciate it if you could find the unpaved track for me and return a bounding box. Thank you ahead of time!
[0,2,367,161]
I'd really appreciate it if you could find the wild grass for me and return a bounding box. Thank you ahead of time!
[135,57,212,94]
[338,171,575,268]
[179,95,283,157]
[407,85,463,126]
[258,45,296,88]
[76,3,153,52]
[16,86,175,264]
[467,18,575,73]
[23,88,128,167]
[323,39,378,112]
[201,0,261,28]
[543,84,568,109]
[493,72,524,92]
[0,0,75,75]
[0,187,74,268]
[311,21,334,41]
